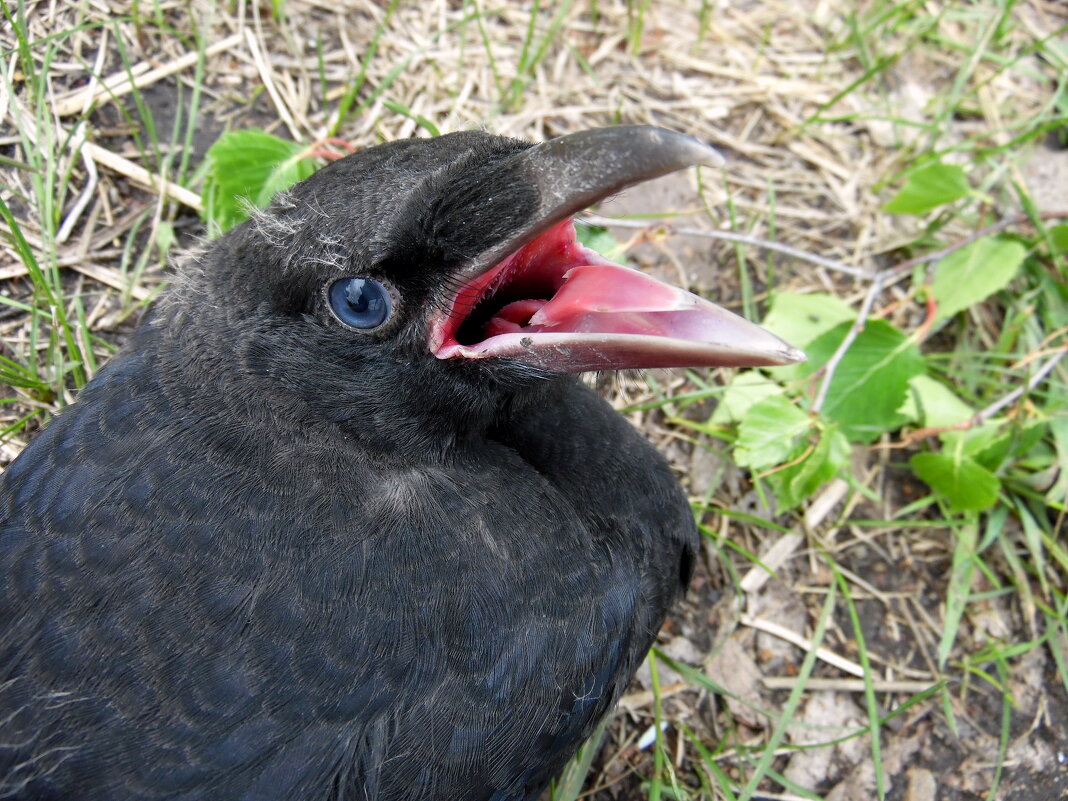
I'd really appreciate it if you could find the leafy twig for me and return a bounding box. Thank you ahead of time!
[811,272,887,415]
[976,348,1067,421]
[889,210,1068,277]
[882,348,1067,449]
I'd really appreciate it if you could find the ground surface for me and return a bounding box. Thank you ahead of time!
[1,2,1066,800]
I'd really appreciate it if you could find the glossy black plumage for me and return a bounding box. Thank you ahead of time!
[0,130,713,801]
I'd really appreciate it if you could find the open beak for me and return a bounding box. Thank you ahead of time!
[428,126,805,373]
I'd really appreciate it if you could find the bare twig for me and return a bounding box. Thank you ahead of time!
[810,209,1068,417]
[0,248,125,281]
[56,124,98,244]
[580,214,873,278]
[890,210,1068,277]
[594,207,1068,420]
[740,614,867,677]
[52,33,244,117]
[244,28,302,142]
[81,142,203,213]
[618,681,690,711]
[70,262,155,301]
[761,677,939,692]
[739,532,804,594]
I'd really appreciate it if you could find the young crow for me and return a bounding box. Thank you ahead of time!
[0,126,802,800]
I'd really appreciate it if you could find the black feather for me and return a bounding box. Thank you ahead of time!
[0,131,698,801]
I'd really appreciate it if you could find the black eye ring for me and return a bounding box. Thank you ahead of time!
[326,278,395,332]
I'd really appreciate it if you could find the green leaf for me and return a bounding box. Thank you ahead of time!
[931,237,1026,323]
[574,225,627,261]
[761,292,855,382]
[804,320,925,443]
[1049,224,1068,254]
[939,520,980,667]
[381,98,441,137]
[0,353,49,391]
[202,129,319,231]
[883,162,970,215]
[550,718,608,801]
[768,424,850,509]
[902,375,974,428]
[710,370,783,424]
[910,452,1000,512]
[155,221,176,259]
[734,395,811,470]
[968,420,1048,472]
[762,292,855,349]
[941,420,1003,459]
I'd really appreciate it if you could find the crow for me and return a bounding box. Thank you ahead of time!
[0,126,802,801]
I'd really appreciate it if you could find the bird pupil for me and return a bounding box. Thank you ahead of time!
[346,280,372,314]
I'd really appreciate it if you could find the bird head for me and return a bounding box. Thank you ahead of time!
[161,127,802,451]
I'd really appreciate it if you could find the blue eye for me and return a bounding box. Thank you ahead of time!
[327,278,393,330]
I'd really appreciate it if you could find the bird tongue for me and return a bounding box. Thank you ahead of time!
[431,220,805,373]
[487,263,693,336]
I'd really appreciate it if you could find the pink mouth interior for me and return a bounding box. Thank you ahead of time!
[434,220,603,351]
[429,218,805,371]
[433,219,706,352]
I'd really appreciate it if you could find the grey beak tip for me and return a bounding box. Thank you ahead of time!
[699,147,726,169]
[640,126,725,169]
[671,134,725,169]
[782,345,808,364]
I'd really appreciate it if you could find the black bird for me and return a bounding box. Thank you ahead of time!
[0,126,802,800]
